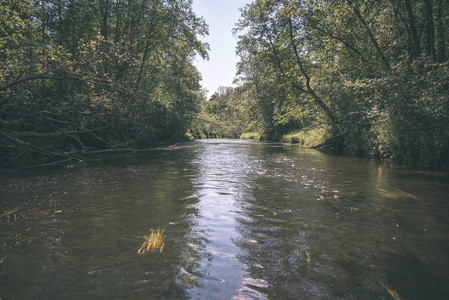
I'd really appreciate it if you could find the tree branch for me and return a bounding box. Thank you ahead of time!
[345,0,390,71]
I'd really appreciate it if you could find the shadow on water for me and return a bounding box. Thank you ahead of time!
[0,145,206,299]
[1,139,449,299]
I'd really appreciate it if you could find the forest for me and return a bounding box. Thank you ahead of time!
[194,0,449,167]
[0,0,208,169]
[1,0,449,169]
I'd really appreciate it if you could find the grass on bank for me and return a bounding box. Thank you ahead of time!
[240,132,261,140]
[280,126,333,146]
[240,126,333,146]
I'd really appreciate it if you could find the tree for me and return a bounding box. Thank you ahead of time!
[234,0,449,166]
[0,0,209,169]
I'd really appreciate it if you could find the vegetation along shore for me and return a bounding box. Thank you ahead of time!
[1,0,448,170]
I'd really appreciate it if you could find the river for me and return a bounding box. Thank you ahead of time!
[1,139,448,299]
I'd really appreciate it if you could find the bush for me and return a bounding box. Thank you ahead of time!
[281,126,333,146]
[290,136,300,144]
[366,59,449,166]
[240,132,261,140]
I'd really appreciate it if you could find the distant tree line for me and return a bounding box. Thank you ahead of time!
[0,0,208,169]
[191,84,302,140]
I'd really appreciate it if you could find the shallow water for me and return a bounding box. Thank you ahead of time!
[1,139,448,299]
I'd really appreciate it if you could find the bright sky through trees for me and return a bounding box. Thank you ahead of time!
[192,0,252,98]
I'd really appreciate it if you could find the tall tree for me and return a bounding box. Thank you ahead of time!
[0,0,209,169]
[235,0,449,166]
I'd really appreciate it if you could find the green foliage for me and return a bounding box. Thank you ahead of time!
[0,0,208,169]
[191,85,256,139]
[281,126,332,146]
[368,59,449,165]
[240,132,261,140]
[234,0,449,167]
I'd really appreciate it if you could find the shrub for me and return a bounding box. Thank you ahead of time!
[240,132,261,140]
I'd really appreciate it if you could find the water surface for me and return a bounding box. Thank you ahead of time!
[1,139,449,299]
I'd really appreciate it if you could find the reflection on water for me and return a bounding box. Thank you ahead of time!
[1,139,449,299]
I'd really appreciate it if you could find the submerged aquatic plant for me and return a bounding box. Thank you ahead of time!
[379,281,401,300]
[377,185,417,200]
[289,242,311,272]
[0,207,18,218]
[303,248,311,272]
[137,229,165,254]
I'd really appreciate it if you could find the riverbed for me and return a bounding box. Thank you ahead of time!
[1,139,448,299]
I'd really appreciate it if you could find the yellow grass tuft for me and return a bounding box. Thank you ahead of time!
[379,281,401,300]
[240,132,261,140]
[138,229,165,254]
[0,207,18,218]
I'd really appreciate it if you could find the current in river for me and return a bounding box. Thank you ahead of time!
[1,139,449,299]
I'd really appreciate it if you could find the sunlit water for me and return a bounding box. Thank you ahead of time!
[1,139,449,299]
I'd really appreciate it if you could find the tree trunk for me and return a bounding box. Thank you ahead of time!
[287,19,340,125]
[100,0,110,74]
[404,0,421,58]
[435,0,447,62]
[345,0,390,70]
[423,0,436,60]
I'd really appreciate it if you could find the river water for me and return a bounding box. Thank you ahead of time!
[1,139,448,299]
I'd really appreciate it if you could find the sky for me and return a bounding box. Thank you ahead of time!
[192,0,253,98]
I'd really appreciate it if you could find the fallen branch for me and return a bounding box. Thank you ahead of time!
[14,158,79,171]
[10,128,105,138]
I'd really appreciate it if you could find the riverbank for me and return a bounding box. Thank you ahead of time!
[240,126,337,148]
[240,124,449,168]
[0,135,193,172]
